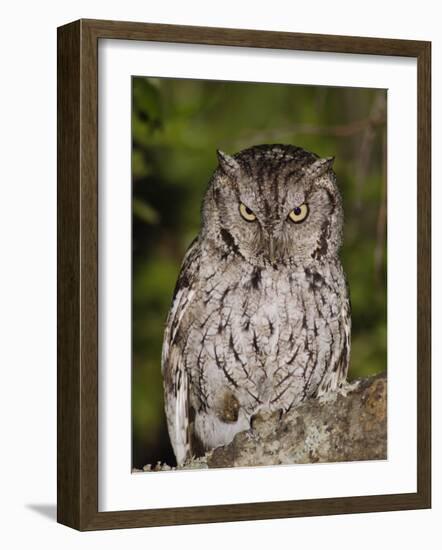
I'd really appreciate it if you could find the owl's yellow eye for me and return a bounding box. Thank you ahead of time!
[239,203,257,222]
[288,203,309,223]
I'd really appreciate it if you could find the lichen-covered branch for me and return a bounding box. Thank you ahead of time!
[205,373,386,468]
[140,373,386,472]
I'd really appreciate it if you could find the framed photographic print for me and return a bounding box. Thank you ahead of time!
[57,19,431,530]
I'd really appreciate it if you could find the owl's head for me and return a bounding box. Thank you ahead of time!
[202,144,344,267]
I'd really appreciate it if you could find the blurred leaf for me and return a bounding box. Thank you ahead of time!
[133,197,160,225]
[133,78,163,129]
[132,149,152,179]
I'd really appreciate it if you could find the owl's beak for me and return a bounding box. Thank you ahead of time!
[268,236,276,264]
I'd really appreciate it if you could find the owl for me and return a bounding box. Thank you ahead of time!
[161,144,351,466]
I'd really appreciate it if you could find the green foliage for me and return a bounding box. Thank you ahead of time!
[132,77,387,467]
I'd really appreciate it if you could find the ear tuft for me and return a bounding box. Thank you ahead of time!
[216,149,240,178]
[304,156,335,181]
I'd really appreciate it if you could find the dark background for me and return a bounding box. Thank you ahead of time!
[131,77,387,469]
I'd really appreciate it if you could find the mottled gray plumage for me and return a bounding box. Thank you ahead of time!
[162,144,351,466]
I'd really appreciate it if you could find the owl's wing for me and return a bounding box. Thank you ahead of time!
[340,296,352,382]
[161,237,201,466]
[316,293,352,396]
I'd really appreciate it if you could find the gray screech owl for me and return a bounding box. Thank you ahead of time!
[161,144,351,466]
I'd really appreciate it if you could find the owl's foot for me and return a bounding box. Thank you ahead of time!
[338,379,361,397]
[317,379,359,404]
[250,408,284,437]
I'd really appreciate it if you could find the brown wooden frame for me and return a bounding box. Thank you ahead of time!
[57,18,431,531]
